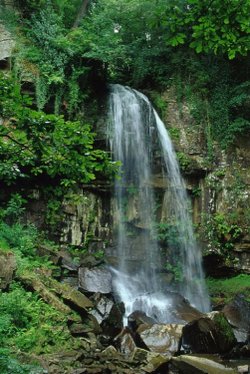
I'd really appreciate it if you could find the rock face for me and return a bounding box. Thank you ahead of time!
[0,250,16,289]
[182,316,236,354]
[60,190,112,248]
[0,24,15,62]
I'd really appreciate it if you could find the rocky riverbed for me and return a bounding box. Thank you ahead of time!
[1,245,249,374]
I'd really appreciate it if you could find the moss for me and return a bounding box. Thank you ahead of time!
[213,313,236,346]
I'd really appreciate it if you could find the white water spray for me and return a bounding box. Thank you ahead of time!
[108,84,210,323]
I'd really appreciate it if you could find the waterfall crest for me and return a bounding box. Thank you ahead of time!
[108,84,210,323]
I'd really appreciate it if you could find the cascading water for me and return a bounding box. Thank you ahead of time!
[108,84,210,323]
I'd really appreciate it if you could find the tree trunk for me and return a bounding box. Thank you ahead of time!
[72,0,90,28]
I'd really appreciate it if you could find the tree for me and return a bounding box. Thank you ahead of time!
[72,0,90,28]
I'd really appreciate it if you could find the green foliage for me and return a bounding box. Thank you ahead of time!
[201,212,242,254]
[0,199,76,357]
[153,0,250,59]
[0,72,116,188]
[11,3,104,116]
[207,274,250,304]
[0,282,74,354]
[0,348,43,374]
[208,81,250,148]
[156,222,181,250]
[2,0,249,148]
[0,193,56,273]
[176,152,191,170]
[0,194,27,224]
[165,262,183,282]
[168,127,180,141]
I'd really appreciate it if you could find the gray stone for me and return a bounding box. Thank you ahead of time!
[223,294,250,343]
[78,266,112,294]
[90,294,124,337]
[120,332,137,357]
[137,323,183,356]
[0,24,14,61]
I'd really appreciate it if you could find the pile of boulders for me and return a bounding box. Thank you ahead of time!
[0,246,249,373]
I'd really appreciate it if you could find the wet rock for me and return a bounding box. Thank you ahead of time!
[68,314,101,336]
[59,253,79,272]
[37,245,78,272]
[36,244,61,265]
[128,310,156,331]
[225,342,250,359]
[223,294,250,343]
[79,253,104,268]
[90,294,124,336]
[78,266,112,294]
[182,316,236,354]
[172,355,237,374]
[90,294,114,324]
[0,250,16,290]
[168,292,204,323]
[131,348,170,373]
[136,323,183,356]
[119,331,137,357]
[61,276,78,289]
[42,276,93,310]
[142,351,170,373]
[101,345,122,358]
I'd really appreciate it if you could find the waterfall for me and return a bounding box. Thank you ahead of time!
[108,84,210,323]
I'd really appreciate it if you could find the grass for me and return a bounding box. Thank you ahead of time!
[207,274,250,306]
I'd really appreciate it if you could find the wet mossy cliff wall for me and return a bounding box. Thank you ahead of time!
[0,35,249,277]
[156,88,250,277]
[22,87,250,278]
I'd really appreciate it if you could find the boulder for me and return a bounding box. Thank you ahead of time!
[131,348,170,373]
[223,294,250,343]
[68,314,101,336]
[171,293,204,323]
[172,355,237,374]
[136,323,183,356]
[182,316,236,354]
[128,310,156,331]
[90,294,124,336]
[142,351,170,373]
[0,250,16,289]
[119,331,137,357]
[42,276,93,310]
[78,266,112,294]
